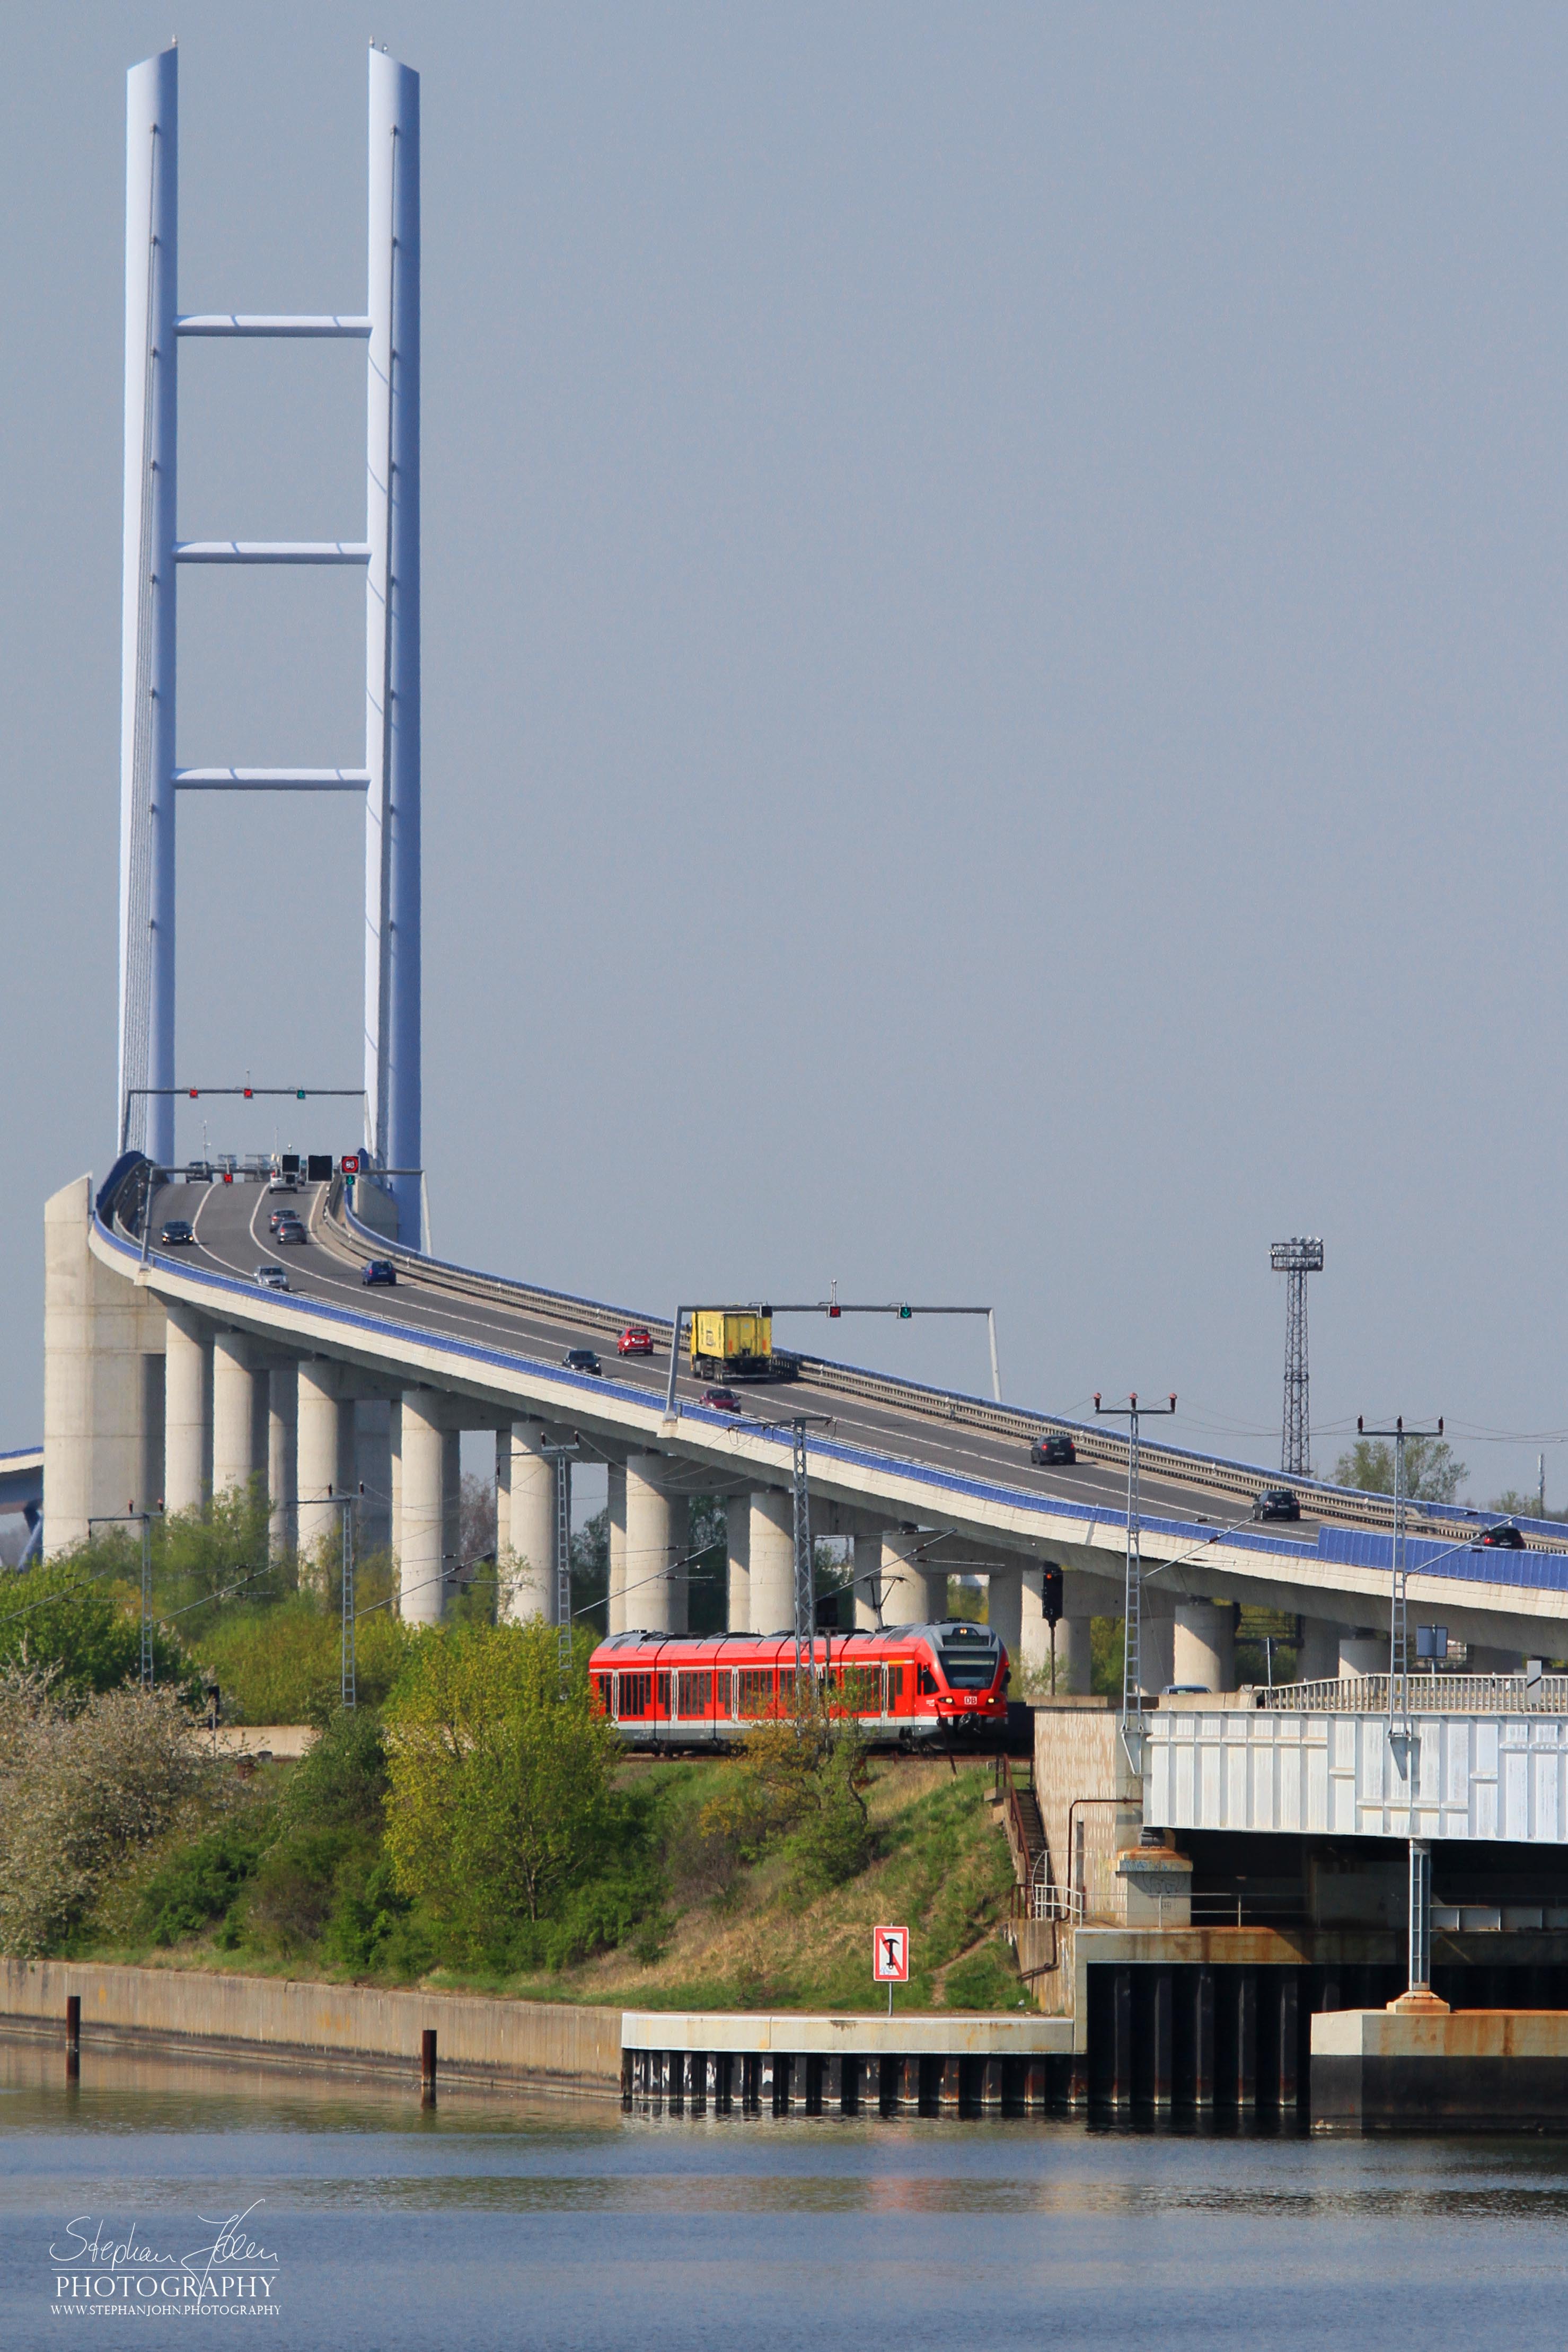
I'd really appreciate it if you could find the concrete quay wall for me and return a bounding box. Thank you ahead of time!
[0,1959,622,2091]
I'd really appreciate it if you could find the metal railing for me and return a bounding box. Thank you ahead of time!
[1256,1672,1568,1716]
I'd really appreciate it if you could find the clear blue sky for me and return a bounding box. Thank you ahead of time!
[5,4,1566,1505]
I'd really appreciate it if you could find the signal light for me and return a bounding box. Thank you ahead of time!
[1042,1564,1064,1627]
[828,1304,841,1319]
[188,1088,198,1098]
[243,1086,253,1099]
[222,1170,233,1185]
[898,1303,912,1320]
[296,1088,305,1100]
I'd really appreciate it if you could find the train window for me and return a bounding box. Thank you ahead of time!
[831,1666,879,1711]
[737,1669,775,1718]
[917,1665,938,1697]
[656,1673,672,1716]
[591,1674,610,1714]
[716,1669,737,1721]
[677,1671,712,1718]
[884,1664,905,1707]
[618,1671,653,1719]
[939,1644,999,1689]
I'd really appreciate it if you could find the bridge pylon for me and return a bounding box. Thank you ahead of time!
[116,44,422,1244]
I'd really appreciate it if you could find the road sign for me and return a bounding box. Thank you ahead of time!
[873,1925,909,1983]
[341,1154,360,1176]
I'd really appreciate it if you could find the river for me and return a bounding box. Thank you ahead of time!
[2,2035,1565,2349]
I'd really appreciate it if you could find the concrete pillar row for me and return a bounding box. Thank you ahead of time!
[163,1301,210,1517]
[748,1487,794,1635]
[268,1361,297,1556]
[607,1461,629,1634]
[1173,1600,1235,1694]
[503,1421,554,1623]
[627,1454,681,1635]
[212,1331,265,1501]
[400,1389,447,1627]
[725,1492,750,1632]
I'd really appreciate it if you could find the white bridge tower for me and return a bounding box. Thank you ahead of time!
[116,44,422,1243]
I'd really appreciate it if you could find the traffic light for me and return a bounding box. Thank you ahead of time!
[898,1303,912,1320]
[243,1086,253,1099]
[296,1088,305,1100]
[828,1303,841,1318]
[1041,1564,1063,1627]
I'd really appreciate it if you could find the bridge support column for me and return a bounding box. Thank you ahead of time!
[443,1429,461,1580]
[748,1488,794,1634]
[1339,1633,1385,1677]
[986,1566,1023,1661]
[726,1492,750,1631]
[354,1399,393,1553]
[400,1390,446,1627]
[1468,1644,1528,1676]
[627,1455,680,1634]
[852,1527,883,1632]
[163,1301,210,1518]
[43,1174,169,1552]
[1297,1617,1343,1681]
[1137,1611,1175,1697]
[389,1400,402,1567]
[268,1361,297,1556]
[297,1363,352,1572]
[1174,1601,1235,1693]
[212,1332,266,1502]
[607,1460,629,1633]
[502,1421,554,1622]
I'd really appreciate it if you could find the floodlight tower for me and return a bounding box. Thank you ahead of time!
[1271,1238,1324,1476]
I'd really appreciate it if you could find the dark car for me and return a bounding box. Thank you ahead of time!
[1480,1521,1527,1550]
[1252,1487,1301,1523]
[702,1386,742,1413]
[159,1218,195,1246]
[563,1347,602,1376]
[361,1258,397,1287]
[266,1208,295,1235]
[1030,1431,1077,1467]
[275,1218,307,1244]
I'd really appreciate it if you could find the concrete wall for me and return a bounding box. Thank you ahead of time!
[43,1176,167,1553]
[0,1958,621,2090]
[1032,1701,1139,1920]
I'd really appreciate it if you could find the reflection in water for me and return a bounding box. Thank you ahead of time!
[3,2033,1568,2351]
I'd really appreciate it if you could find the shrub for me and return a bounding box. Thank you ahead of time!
[0,1671,216,1955]
[195,1602,409,1726]
[0,1555,191,1698]
[136,1821,265,1946]
[383,1621,617,1942]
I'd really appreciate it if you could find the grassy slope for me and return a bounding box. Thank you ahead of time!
[76,1755,1025,2015]
[492,1755,1025,2014]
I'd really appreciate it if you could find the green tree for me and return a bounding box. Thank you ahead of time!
[0,1555,190,1697]
[382,1621,616,1934]
[1333,1436,1468,1505]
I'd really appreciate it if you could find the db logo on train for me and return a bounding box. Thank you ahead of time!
[873,1926,909,1984]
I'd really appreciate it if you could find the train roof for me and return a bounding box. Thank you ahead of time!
[592,1619,1001,1654]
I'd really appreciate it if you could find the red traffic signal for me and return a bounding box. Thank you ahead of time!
[243,1086,253,1099]
[222,1170,233,1185]
[827,1303,841,1318]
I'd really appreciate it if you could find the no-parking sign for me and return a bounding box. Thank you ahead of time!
[341,1154,360,1176]
[873,1926,909,1983]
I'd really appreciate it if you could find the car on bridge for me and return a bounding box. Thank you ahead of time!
[158,1218,195,1246]
[253,1264,290,1291]
[618,1327,654,1356]
[267,1176,298,1197]
[702,1386,742,1413]
[266,1207,296,1235]
[563,1347,603,1376]
[275,1217,307,1244]
[1251,1487,1301,1523]
[1030,1431,1077,1466]
[1480,1521,1527,1549]
[361,1258,397,1287]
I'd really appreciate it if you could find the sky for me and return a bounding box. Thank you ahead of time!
[4,3,1567,1508]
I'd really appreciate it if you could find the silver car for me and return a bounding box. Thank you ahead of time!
[254,1264,290,1292]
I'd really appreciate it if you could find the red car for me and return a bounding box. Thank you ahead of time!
[702,1386,742,1413]
[618,1327,654,1356]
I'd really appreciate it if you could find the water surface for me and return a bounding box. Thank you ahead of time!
[1,2038,1564,2349]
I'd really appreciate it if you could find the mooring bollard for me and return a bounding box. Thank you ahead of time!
[421,2028,437,2104]
[66,1995,80,2079]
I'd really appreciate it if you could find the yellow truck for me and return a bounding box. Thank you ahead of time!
[688,1307,797,1383]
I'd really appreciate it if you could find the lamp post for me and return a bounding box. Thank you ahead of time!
[1093,1392,1177,1763]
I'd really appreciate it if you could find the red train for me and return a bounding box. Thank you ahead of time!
[589,1618,1010,1747]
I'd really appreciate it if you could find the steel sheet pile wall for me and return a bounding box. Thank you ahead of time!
[1148,1708,1568,1844]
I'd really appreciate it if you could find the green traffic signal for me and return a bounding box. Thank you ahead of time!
[899,1303,912,1319]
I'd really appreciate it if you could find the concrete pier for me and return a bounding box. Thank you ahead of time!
[627,1455,680,1634]
[726,1491,751,1631]
[503,1420,553,1622]
[748,1488,793,1633]
[1312,2007,1568,2132]
[399,1389,447,1626]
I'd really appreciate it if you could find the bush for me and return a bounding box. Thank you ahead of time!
[136,1821,265,1946]
[383,1620,618,1946]
[701,1688,871,1890]
[0,1671,216,1955]
[248,1825,365,1949]
[195,1602,409,1726]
